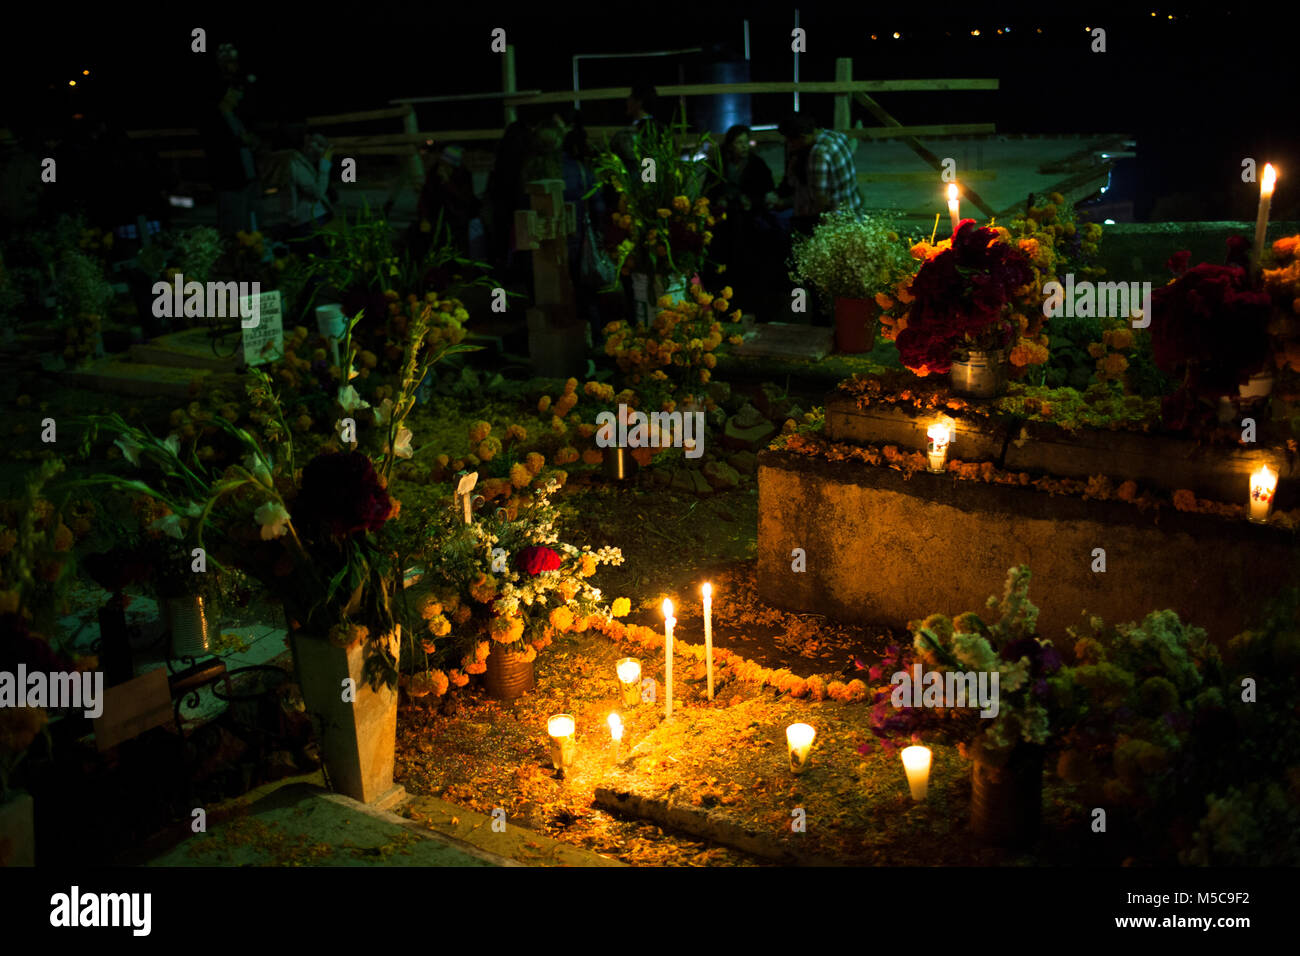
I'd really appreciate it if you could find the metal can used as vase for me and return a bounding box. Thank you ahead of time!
[483,646,536,700]
[971,744,1043,847]
[166,595,219,659]
[949,350,1005,399]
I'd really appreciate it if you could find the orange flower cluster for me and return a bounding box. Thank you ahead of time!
[603,284,730,384]
[1263,234,1300,372]
[587,616,867,703]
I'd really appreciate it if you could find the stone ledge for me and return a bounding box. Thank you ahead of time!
[824,394,1295,506]
[757,448,1298,644]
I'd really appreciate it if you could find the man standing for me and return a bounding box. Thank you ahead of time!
[777,113,864,226]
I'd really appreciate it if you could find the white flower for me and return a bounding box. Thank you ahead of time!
[114,436,143,466]
[255,501,291,540]
[243,453,272,487]
[372,398,395,427]
[337,385,370,413]
[163,433,182,457]
[149,513,185,539]
[385,426,413,459]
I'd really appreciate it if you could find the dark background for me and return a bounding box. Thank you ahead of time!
[1,3,1296,220]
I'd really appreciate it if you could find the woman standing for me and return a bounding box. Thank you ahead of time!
[707,125,777,314]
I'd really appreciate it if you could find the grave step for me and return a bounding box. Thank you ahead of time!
[129,327,243,372]
[734,323,834,361]
[63,355,242,398]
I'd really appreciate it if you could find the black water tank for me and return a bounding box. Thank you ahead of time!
[687,55,751,136]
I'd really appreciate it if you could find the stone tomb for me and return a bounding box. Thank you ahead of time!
[758,398,1299,644]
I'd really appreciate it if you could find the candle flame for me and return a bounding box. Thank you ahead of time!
[547,714,574,737]
[901,744,932,773]
[702,582,712,599]
[927,422,951,443]
[947,183,959,201]
[1252,464,1278,488]
[608,712,623,740]
[786,723,816,748]
[1263,163,1277,197]
[616,658,640,683]
[662,598,674,619]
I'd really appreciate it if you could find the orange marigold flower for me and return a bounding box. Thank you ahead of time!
[579,553,597,577]
[490,615,525,644]
[1172,489,1197,512]
[1116,480,1138,502]
[538,395,552,413]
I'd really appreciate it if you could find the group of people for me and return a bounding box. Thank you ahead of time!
[200,56,867,331]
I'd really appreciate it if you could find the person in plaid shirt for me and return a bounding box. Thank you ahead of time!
[777,112,864,221]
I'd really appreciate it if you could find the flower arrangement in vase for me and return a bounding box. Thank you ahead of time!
[790,209,911,353]
[591,117,719,286]
[406,479,624,700]
[1150,239,1272,429]
[892,220,1035,390]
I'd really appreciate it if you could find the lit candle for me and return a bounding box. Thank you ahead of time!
[900,745,932,801]
[607,712,623,742]
[702,582,714,701]
[947,182,960,235]
[926,423,951,473]
[786,723,816,774]
[547,714,576,774]
[1253,163,1277,269]
[1249,464,1277,523]
[662,599,675,718]
[616,657,641,707]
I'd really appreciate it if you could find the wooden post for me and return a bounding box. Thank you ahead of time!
[502,44,517,126]
[834,58,852,131]
[402,104,424,187]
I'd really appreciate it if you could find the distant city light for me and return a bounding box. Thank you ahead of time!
[68,80,76,86]
[971,29,980,36]
[82,69,89,76]
[871,34,877,40]
[169,196,195,208]
[1104,219,1116,224]
[892,31,901,39]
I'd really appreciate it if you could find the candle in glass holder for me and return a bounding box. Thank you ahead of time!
[926,423,951,473]
[662,599,675,718]
[616,658,641,707]
[947,183,960,234]
[1249,465,1277,523]
[1253,163,1277,268]
[900,745,932,801]
[786,723,816,774]
[608,712,623,743]
[547,714,576,773]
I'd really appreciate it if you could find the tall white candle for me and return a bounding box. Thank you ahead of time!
[662,598,675,718]
[947,183,960,235]
[702,582,713,701]
[1254,163,1277,268]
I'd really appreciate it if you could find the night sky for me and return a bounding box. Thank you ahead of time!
[2,5,1295,218]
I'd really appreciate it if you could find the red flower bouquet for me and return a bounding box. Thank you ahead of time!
[895,220,1034,375]
[1150,239,1271,427]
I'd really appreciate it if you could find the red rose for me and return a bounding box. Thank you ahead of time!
[516,545,562,575]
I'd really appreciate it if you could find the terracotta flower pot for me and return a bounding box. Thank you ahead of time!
[483,645,536,700]
[833,297,878,354]
[950,349,1006,398]
[290,628,401,805]
[970,744,1044,847]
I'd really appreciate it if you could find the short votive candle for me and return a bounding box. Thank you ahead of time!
[900,745,932,801]
[926,423,951,473]
[548,714,576,773]
[786,723,816,774]
[1249,465,1277,523]
[616,658,641,706]
[608,712,623,742]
